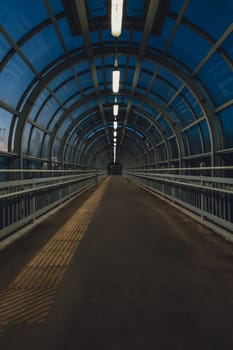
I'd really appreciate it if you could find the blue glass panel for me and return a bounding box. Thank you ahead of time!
[129,56,137,67]
[148,18,174,51]
[152,79,176,101]
[89,31,99,45]
[186,126,202,155]
[132,31,143,45]
[0,0,48,41]
[52,139,61,158]
[49,69,73,90]
[220,105,233,148]
[182,87,203,118]
[48,108,64,131]
[148,93,166,107]
[21,25,64,72]
[171,96,195,125]
[0,54,35,108]
[78,71,93,90]
[198,52,233,106]
[157,116,173,136]
[168,24,211,70]
[0,108,13,152]
[170,0,185,13]
[94,58,102,68]
[0,34,11,61]
[143,103,157,117]
[118,30,130,43]
[151,128,162,144]
[29,90,50,121]
[55,80,79,103]
[118,56,127,66]
[68,130,77,145]
[88,99,99,109]
[167,107,183,128]
[37,97,60,128]
[71,105,87,119]
[87,0,106,18]
[57,118,73,137]
[22,123,32,155]
[65,145,72,162]
[139,71,152,89]
[181,132,190,156]
[75,61,90,73]
[158,67,182,89]
[170,137,179,159]
[29,127,44,157]
[199,120,211,152]
[65,95,82,109]
[222,32,233,61]
[41,134,50,158]
[126,0,145,18]
[142,59,157,73]
[101,30,114,42]
[125,68,135,83]
[185,0,233,40]
[49,0,64,14]
[58,18,84,51]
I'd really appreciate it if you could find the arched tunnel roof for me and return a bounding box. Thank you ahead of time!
[0,0,233,169]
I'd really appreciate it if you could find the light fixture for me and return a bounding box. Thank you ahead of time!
[113,137,117,142]
[113,120,118,130]
[113,104,119,116]
[112,70,120,93]
[113,130,117,137]
[111,0,124,38]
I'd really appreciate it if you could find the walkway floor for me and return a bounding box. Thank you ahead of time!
[0,176,233,350]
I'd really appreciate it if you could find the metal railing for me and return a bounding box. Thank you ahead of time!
[0,169,107,240]
[124,166,233,237]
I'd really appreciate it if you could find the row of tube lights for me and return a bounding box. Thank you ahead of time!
[111,0,124,163]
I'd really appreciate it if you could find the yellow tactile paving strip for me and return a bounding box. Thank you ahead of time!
[0,178,109,325]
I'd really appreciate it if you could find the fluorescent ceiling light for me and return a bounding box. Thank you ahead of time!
[113,131,117,137]
[113,120,118,130]
[113,104,119,116]
[112,70,120,93]
[111,0,123,38]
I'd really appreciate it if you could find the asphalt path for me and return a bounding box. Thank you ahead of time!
[0,176,232,349]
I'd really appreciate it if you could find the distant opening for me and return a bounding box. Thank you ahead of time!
[107,162,122,175]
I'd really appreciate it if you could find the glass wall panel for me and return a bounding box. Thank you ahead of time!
[169,137,179,159]
[171,96,194,125]
[220,105,233,148]
[52,139,61,159]
[49,69,73,90]
[22,123,32,155]
[21,25,64,72]
[157,116,173,136]
[182,87,202,118]
[186,126,202,155]
[0,54,35,108]
[29,90,50,121]
[42,134,50,159]
[58,18,84,51]
[199,120,211,152]
[0,108,13,152]
[0,33,11,61]
[168,24,211,70]
[37,97,60,128]
[184,0,233,40]
[28,127,43,157]
[0,0,48,41]
[198,53,233,106]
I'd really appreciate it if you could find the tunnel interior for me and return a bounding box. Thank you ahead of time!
[0,0,232,173]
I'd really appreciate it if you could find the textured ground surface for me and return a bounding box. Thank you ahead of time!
[0,176,232,349]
